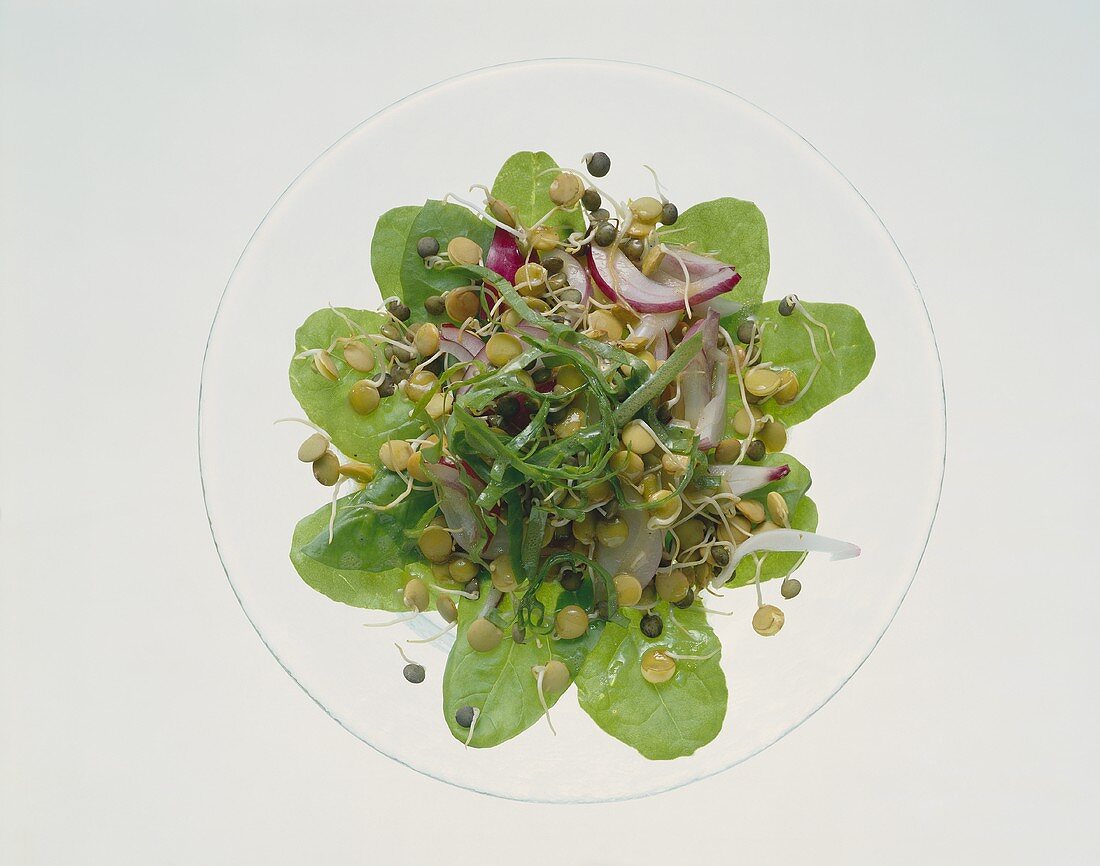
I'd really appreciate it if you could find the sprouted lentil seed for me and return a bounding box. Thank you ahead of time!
[286,150,869,755]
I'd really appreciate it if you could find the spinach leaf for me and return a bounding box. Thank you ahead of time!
[667,197,770,307]
[289,493,433,612]
[490,151,585,234]
[398,200,494,322]
[370,205,420,299]
[300,471,435,572]
[576,605,727,760]
[289,307,421,464]
[728,496,819,589]
[442,581,583,748]
[728,301,875,427]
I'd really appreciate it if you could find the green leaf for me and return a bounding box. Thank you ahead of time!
[576,605,727,760]
[442,581,585,748]
[289,494,433,612]
[398,200,494,323]
[740,451,811,516]
[289,307,422,464]
[300,471,435,573]
[490,151,585,234]
[730,301,875,427]
[371,205,421,299]
[728,496,819,589]
[667,197,770,306]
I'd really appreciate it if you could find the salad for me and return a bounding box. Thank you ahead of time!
[284,150,874,759]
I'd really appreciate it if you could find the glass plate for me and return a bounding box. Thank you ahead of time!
[199,59,945,802]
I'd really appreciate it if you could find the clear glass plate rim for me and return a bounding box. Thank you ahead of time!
[197,57,947,803]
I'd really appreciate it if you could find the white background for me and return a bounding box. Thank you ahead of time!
[1,1,1097,863]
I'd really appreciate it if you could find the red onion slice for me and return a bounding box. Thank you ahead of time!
[708,463,790,497]
[424,459,483,552]
[597,505,665,589]
[657,247,729,280]
[440,324,485,358]
[485,226,523,284]
[588,246,740,314]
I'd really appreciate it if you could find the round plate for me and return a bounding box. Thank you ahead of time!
[199,59,945,802]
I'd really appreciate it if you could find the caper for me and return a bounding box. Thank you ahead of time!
[446,236,482,266]
[760,420,787,453]
[423,295,445,316]
[674,589,695,609]
[585,151,611,177]
[455,705,475,728]
[781,577,802,599]
[589,207,610,223]
[376,373,396,398]
[468,617,503,653]
[555,605,590,640]
[660,202,679,225]
[542,255,564,276]
[559,568,583,592]
[620,238,644,260]
[417,236,440,258]
[297,432,329,463]
[402,662,425,684]
[312,450,340,486]
[593,222,617,247]
[384,299,409,322]
[655,570,690,603]
[640,647,676,684]
[581,188,602,211]
[348,379,380,415]
[752,604,785,636]
[402,577,429,612]
[495,395,519,417]
[711,547,730,567]
[640,612,663,639]
[418,524,453,563]
[743,439,765,461]
[613,573,643,606]
[596,516,628,548]
[736,320,758,344]
[779,294,798,316]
